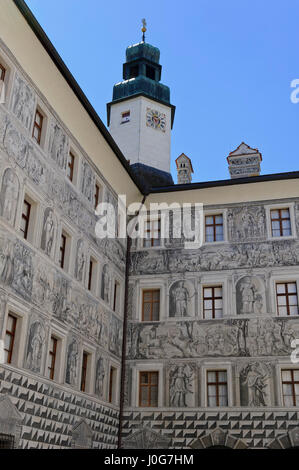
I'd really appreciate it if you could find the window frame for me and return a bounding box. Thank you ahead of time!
[67,151,75,182]
[47,336,58,380]
[139,371,159,407]
[276,281,299,317]
[206,369,228,407]
[20,199,31,240]
[265,203,296,240]
[80,351,89,392]
[32,108,44,145]
[0,63,6,82]
[205,213,224,243]
[203,285,223,320]
[281,368,299,406]
[4,313,17,364]
[203,210,227,245]
[142,289,160,322]
[143,217,161,248]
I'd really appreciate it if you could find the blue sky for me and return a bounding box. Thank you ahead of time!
[25,0,299,183]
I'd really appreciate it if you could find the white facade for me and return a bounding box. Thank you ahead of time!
[109,96,172,174]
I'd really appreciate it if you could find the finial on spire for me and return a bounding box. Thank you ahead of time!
[141,18,147,42]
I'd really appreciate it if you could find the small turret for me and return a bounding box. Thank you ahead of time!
[176,153,193,184]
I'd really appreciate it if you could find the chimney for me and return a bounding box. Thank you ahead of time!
[227,142,262,178]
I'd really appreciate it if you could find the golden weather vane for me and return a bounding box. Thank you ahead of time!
[141,18,147,42]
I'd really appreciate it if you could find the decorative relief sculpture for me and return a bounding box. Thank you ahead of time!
[0,168,19,226]
[49,123,68,170]
[101,264,110,303]
[40,208,56,257]
[0,234,14,285]
[236,276,265,314]
[66,338,79,386]
[74,239,86,283]
[240,362,271,406]
[169,363,194,407]
[130,239,299,276]
[81,161,95,203]
[95,356,106,398]
[109,315,122,358]
[11,74,35,130]
[12,241,33,301]
[227,206,265,242]
[25,319,46,373]
[169,280,192,317]
[129,317,299,360]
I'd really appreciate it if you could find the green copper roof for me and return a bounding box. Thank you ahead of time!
[111,40,172,106]
[126,42,160,64]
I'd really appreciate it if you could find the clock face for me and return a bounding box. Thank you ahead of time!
[146,108,166,132]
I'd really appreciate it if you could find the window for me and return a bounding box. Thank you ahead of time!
[59,233,67,269]
[4,314,17,364]
[20,199,31,240]
[143,219,161,247]
[109,366,117,403]
[129,65,139,78]
[80,352,89,392]
[146,65,155,80]
[113,281,120,313]
[270,208,291,237]
[121,111,130,123]
[67,152,75,182]
[87,259,94,291]
[276,282,299,316]
[281,369,299,406]
[47,336,57,380]
[94,183,100,210]
[207,370,228,407]
[205,214,224,242]
[139,371,158,407]
[32,109,43,145]
[203,286,223,319]
[142,289,160,321]
[0,63,6,82]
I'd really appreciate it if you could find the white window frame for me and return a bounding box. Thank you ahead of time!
[79,345,95,395]
[1,300,29,369]
[271,274,299,317]
[276,362,299,407]
[106,361,120,406]
[199,277,228,320]
[86,251,99,296]
[57,221,74,274]
[265,202,297,240]
[46,326,66,383]
[18,185,42,246]
[67,145,80,187]
[137,280,165,322]
[201,362,233,407]
[203,209,228,245]
[0,49,14,110]
[30,101,49,150]
[132,363,164,408]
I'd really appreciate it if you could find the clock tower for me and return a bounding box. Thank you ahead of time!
[107,25,175,187]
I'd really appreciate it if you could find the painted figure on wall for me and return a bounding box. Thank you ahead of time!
[26,321,45,373]
[241,363,268,406]
[41,208,55,256]
[49,124,68,170]
[236,276,264,315]
[66,339,79,386]
[11,75,35,130]
[169,281,190,317]
[75,240,85,283]
[169,364,193,407]
[95,357,105,398]
[0,169,19,226]
[101,265,110,303]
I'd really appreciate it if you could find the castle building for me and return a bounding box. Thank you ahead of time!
[0,0,299,450]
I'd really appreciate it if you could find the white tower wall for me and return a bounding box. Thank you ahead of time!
[109,96,172,174]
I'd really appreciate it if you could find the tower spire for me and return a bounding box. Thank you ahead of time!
[141,18,147,42]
